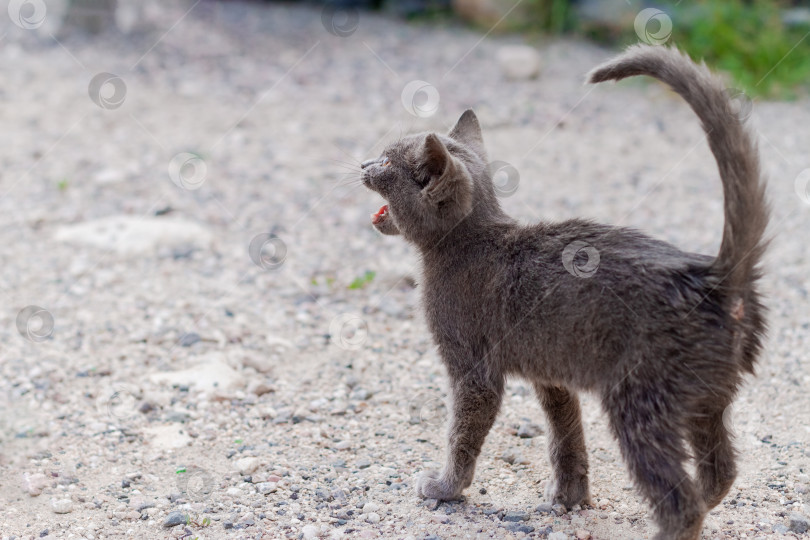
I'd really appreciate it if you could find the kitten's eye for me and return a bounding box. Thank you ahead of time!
[382,158,391,167]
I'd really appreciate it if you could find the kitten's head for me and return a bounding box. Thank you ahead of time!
[361,110,502,246]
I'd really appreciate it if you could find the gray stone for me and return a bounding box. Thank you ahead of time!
[517,422,543,438]
[506,523,535,534]
[552,503,567,516]
[535,502,553,514]
[257,482,277,495]
[498,448,530,465]
[162,511,186,528]
[790,512,809,534]
[502,510,529,522]
[350,388,372,401]
[178,332,201,347]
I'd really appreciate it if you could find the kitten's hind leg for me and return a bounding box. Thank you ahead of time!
[689,406,737,509]
[534,384,591,508]
[415,373,504,501]
[604,384,706,540]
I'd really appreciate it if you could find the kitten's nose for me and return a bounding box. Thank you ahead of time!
[361,159,377,169]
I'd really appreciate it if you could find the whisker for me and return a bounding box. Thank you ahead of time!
[330,158,362,169]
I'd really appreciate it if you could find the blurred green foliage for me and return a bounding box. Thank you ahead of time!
[667,1,810,98]
[520,0,810,98]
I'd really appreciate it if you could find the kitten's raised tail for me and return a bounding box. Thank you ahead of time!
[587,45,769,293]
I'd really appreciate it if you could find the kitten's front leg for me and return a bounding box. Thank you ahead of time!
[416,374,504,501]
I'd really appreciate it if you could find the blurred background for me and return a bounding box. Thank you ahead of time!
[0,1,808,539]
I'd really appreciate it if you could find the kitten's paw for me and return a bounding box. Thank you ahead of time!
[544,474,592,508]
[415,470,462,501]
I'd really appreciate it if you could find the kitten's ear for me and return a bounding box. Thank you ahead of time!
[423,133,451,178]
[448,109,485,157]
[422,134,472,210]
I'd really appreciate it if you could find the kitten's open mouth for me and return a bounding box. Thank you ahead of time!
[372,205,388,224]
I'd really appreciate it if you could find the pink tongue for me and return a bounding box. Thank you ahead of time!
[372,205,388,224]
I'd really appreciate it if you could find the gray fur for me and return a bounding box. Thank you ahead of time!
[360,45,768,540]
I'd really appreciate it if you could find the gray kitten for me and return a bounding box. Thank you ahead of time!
[360,45,768,540]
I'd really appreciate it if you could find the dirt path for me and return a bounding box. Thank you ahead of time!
[0,2,808,539]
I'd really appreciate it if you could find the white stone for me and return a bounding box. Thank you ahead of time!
[149,357,244,392]
[365,512,381,524]
[302,524,319,539]
[23,473,49,496]
[52,498,73,514]
[363,502,379,514]
[141,425,192,450]
[496,45,542,80]
[54,216,212,255]
[236,457,260,475]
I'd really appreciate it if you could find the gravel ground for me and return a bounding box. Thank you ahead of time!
[0,2,808,539]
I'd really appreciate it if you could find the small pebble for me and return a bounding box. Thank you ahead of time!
[790,512,810,534]
[24,473,49,497]
[517,422,543,438]
[536,502,553,514]
[366,512,381,524]
[257,482,277,494]
[236,456,260,475]
[502,510,529,522]
[178,332,201,347]
[51,499,73,514]
[302,524,319,539]
[162,511,186,528]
